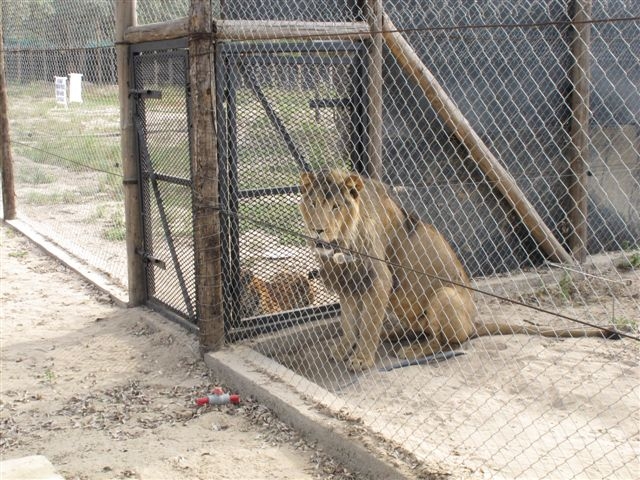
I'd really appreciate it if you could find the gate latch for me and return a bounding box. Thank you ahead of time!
[136,249,166,269]
[130,89,162,100]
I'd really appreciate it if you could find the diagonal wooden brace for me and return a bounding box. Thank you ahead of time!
[381,13,575,265]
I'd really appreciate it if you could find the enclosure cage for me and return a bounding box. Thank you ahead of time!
[2,0,638,478]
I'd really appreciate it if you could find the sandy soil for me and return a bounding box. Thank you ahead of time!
[2,216,639,479]
[262,261,640,479]
[0,224,354,480]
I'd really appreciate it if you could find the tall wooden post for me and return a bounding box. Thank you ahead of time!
[116,0,146,305]
[189,0,223,351]
[0,15,17,220]
[365,0,383,179]
[568,0,592,262]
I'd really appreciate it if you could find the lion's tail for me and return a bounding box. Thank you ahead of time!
[474,322,621,340]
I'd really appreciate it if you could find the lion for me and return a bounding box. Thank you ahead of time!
[299,168,619,371]
[239,269,315,318]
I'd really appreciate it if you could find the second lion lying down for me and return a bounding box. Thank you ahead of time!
[299,168,616,371]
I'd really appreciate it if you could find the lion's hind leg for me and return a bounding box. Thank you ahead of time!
[397,286,475,361]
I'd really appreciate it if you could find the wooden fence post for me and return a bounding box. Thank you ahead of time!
[568,0,592,262]
[365,0,383,179]
[0,20,17,220]
[189,0,223,351]
[116,0,146,306]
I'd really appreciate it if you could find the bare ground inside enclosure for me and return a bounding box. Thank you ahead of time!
[0,225,357,480]
[4,199,640,478]
[253,262,640,479]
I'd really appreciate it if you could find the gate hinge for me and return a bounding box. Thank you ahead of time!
[136,249,166,269]
[130,89,162,99]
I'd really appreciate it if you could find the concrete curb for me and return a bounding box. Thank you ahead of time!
[0,455,65,480]
[204,345,412,480]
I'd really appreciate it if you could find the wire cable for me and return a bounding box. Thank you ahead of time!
[10,140,123,178]
[214,205,639,341]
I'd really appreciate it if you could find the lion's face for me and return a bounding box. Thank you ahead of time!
[299,169,364,246]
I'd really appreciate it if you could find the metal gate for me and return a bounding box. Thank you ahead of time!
[131,39,196,326]
[131,39,367,337]
[216,41,367,339]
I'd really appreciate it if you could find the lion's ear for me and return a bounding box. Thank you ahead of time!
[300,172,314,193]
[344,173,364,199]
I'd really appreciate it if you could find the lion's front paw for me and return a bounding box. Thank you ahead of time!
[346,350,375,372]
[332,251,354,264]
[331,338,355,362]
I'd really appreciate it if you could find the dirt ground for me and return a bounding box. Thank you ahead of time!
[0,224,355,480]
[261,257,640,479]
[2,218,639,479]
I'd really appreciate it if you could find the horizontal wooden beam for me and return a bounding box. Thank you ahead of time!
[124,17,189,44]
[215,19,371,41]
[124,18,370,45]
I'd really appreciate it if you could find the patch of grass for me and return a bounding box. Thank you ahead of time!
[89,204,126,241]
[23,190,82,205]
[613,316,638,333]
[148,141,191,179]
[43,368,55,384]
[620,240,637,251]
[558,272,575,301]
[16,165,56,185]
[12,135,121,176]
[237,85,348,191]
[88,204,109,222]
[101,211,126,242]
[8,82,121,175]
[8,250,28,258]
[98,174,123,196]
[615,251,640,271]
[239,199,304,246]
[103,226,126,242]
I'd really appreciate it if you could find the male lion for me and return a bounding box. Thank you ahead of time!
[299,168,618,371]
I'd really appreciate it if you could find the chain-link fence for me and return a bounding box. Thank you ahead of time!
[184,0,636,477]
[3,0,638,477]
[131,40,195,322]
[2,0,127,291]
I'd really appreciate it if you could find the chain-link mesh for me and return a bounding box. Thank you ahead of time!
[217,41,365,338]
[4,0,637,477]
[137,0,189,24]
[132,43,195,321]
[2,0,125,289]
[195,0,638,478]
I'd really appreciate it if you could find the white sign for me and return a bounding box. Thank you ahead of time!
[68,73,83,103]
[54,76,67,108]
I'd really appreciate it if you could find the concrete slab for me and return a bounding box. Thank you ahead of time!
[0,455,65,480]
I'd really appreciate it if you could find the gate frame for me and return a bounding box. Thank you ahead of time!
[130,38,197,329]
